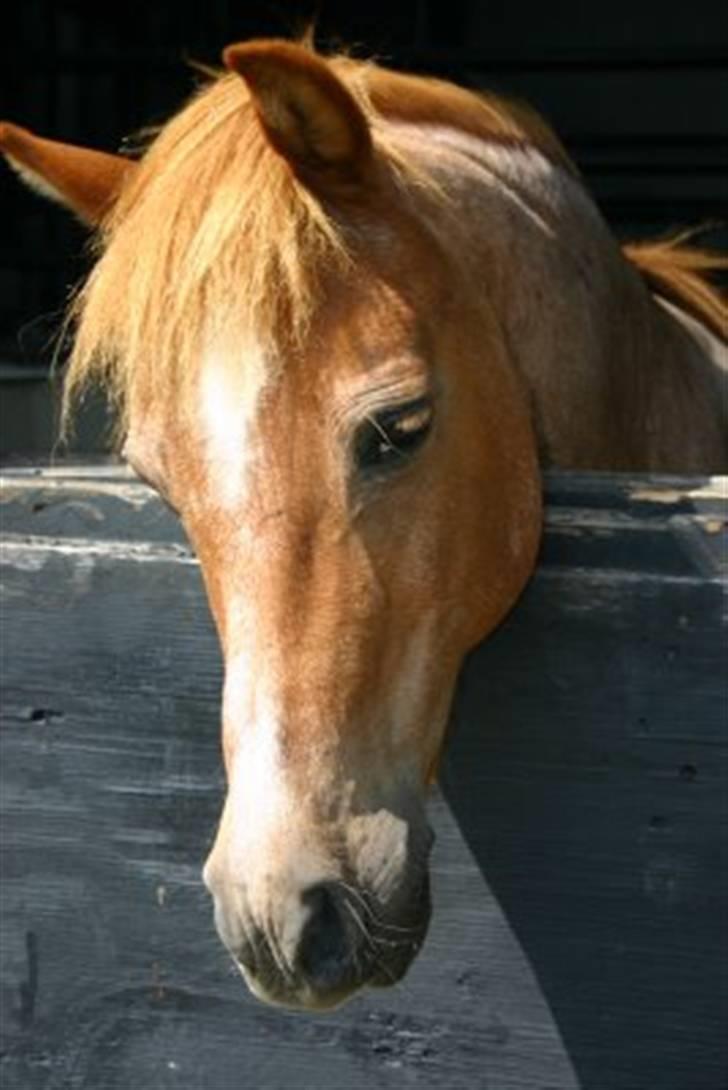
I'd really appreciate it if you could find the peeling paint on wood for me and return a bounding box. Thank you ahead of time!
[629,476,728,506]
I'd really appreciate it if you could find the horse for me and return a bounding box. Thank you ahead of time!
[2,37,726,1012]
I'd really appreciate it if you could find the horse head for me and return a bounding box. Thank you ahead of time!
[1,39,542,1009]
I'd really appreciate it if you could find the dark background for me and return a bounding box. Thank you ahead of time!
[1,1,726,374]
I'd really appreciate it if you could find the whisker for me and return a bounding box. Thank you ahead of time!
[343,900,398,984]
[343,898,376,950]
[341,893,423,1006]
[339,880,422,938]
[342,899,421,997]
[266,916,296,985]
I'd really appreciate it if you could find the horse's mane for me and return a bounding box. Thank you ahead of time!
[63,47,725,437]
[65,70,345,431]
[335,57,575,173]
[62,52,573,432]
[623,235,728,343]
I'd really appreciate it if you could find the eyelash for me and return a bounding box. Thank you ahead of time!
[353,398,434,475]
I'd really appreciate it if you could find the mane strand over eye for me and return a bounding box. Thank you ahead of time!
[354,398,434,476]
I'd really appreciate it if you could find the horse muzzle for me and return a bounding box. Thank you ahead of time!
[205,833,434,1010]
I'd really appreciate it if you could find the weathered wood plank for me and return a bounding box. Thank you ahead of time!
[1,469,726,1090]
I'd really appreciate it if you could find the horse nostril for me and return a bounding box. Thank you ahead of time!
[297,884,352,989]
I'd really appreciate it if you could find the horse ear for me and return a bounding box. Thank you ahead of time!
[0,122,133,225]
[223,40,373,189]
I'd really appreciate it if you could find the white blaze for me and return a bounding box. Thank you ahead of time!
[222,651,290,836]
[199,342,271,509]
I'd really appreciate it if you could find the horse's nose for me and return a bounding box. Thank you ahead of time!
[295,883,352,990]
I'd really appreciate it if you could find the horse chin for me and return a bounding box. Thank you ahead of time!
[235,962,357,1013]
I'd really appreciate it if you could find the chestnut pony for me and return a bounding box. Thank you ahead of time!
[2,39,726,1011]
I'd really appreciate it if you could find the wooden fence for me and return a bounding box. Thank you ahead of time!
[1,466,726,1089]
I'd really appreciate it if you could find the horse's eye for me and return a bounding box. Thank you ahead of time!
[354,398,434,475]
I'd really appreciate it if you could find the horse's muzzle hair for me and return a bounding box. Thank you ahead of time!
[204,805,434,1010]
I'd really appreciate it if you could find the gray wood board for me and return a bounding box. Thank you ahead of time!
[1,469,726,1090]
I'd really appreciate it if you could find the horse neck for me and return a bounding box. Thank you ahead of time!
[418,128,724,471]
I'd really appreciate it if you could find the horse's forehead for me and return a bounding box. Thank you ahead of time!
[192,338,330,514]
[199,278,424,413]
[192,342,274,508]
[200,342,269,431]
[131,267,437,516]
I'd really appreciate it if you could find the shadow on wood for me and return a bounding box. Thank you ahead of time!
[443,477,727,1087]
